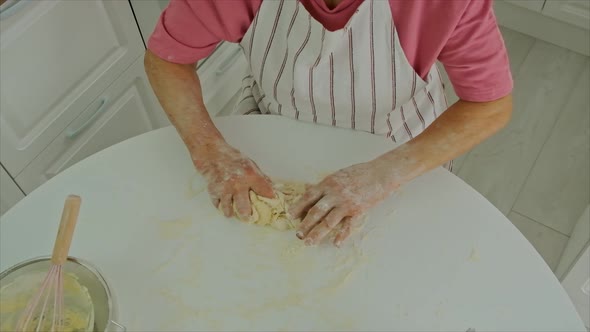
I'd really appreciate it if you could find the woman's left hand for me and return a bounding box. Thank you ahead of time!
[289,160,400,247]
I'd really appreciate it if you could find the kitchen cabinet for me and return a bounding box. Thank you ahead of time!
[0,165,24,216]
[0,0,178,207]
[128,0,248,116]
[0,0,247,215]
[15,57,168,194]
[543,0,590,30]
[0,0,144,177]
[197,43,248,116]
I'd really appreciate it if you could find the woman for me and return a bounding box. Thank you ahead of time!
[145,0,513,247]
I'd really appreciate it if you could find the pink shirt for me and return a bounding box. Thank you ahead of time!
[148,0,513,102]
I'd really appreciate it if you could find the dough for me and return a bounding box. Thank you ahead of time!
[0,271,94,331]
[234,182,305,230]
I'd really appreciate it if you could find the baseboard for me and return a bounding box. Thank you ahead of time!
[494,1,590,56]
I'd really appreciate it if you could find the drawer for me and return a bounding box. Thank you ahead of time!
[0,0,144,176]
[15,56,169,194]
[197,42,248,116]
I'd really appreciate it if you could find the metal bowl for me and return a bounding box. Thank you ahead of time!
[0,257,125,332]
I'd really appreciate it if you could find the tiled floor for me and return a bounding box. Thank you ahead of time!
[441,27,590,273]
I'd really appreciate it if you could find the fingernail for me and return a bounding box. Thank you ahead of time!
[304,238,313,246]
[296,231,304,239]
[335,240,342,248]
[239,212,249,220]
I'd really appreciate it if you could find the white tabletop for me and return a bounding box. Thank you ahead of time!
[0,116,585,331]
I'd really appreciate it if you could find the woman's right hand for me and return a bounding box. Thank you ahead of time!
[195,142,275,220]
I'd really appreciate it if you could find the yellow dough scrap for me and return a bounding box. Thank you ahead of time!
[248,191,274,226]
[232,182,305,230]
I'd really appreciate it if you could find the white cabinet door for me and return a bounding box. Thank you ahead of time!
[0,0,144,177]
[504,0,546,12]
[0,165,24,216]
[15,57,169,194]
[543,0,590,30]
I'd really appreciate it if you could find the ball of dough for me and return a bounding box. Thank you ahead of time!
[232,182,305,230]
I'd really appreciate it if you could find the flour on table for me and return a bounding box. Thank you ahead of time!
[234,181,306,230]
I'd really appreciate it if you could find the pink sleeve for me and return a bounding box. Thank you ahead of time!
[438,0,513,102]
[147,0,259,64]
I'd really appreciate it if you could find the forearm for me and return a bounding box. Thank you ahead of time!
[376,94,513,189]
[144,50,224,168]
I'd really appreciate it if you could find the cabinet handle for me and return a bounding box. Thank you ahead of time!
[65,97,108,139]
[215,48,242,75]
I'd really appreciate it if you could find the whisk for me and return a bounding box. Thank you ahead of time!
[16,195,82,331]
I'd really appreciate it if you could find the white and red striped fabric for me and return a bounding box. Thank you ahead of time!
[235,0,448,147]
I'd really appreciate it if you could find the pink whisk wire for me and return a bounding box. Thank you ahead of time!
[56,266,64,330]
[15,265,65,332]
[15,266,55,330]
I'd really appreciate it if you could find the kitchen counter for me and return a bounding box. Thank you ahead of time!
[0,116,585,331]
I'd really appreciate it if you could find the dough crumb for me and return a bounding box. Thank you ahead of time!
[468,247,480,262]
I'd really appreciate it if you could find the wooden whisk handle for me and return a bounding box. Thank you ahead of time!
[51,195,81,265]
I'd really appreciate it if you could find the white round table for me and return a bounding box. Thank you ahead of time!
[0,116,585,331]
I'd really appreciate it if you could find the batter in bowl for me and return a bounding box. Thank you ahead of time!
[0,271,94,332]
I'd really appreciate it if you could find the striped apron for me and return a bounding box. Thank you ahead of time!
[234,0,450,166]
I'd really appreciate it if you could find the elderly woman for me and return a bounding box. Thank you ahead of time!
[144,0,513,246]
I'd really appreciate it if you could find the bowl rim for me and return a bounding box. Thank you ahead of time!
[0,255,114,324]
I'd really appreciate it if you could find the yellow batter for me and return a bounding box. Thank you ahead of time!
[0,271,93,332]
